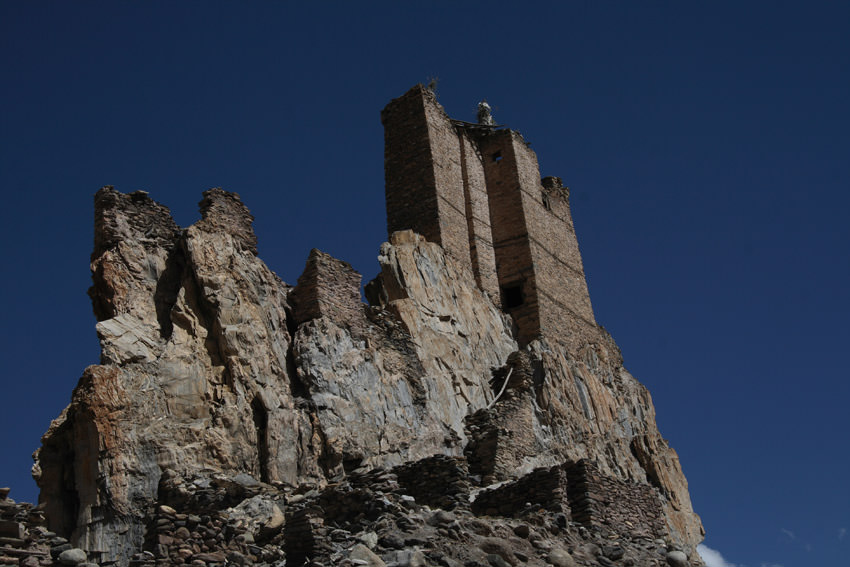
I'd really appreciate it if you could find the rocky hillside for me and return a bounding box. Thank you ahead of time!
[3,187,703,567]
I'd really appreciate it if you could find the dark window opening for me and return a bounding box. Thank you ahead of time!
[501,283,524,309]
[492,151,503,163]
[542,192,551,211]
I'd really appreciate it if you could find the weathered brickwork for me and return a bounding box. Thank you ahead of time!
[382,85,597,349]
[382,86,473,272]
[382,86,500,304]
[289,249,366,334]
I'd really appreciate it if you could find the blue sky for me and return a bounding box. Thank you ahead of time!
[1,3,848,566]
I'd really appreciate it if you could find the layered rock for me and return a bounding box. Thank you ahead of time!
[33,187,703,566]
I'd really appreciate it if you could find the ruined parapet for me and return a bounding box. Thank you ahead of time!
[196,188,258,255]
[290,248,367,335]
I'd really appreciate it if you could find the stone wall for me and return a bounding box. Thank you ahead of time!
[478,130,597,349]
[565,460,666,539]
[457,128,501,304]
[464,352,540,484]
[471,465,571,518]
[381,85,473,272]
[289,248,366,335]
[393,455,470,511]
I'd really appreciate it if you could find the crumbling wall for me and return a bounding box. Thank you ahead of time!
[393,455,470,511]
[464,352,540,484]
[471,464,571,518]
[565,460,665,539]
[290,248,367,336]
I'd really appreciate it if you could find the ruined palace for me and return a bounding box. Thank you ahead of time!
[14,85,703,567]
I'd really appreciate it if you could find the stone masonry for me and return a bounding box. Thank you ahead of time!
[382,85,597,349]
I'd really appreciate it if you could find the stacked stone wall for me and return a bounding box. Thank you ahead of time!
[283,507,328,567]
[290,249,366,336]
[464,352,540,484]
[471,465,571,518]
[565,460,665,539]
[393,455,470,510]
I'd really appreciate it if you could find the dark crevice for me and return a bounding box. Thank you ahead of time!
[37,417,80,538]
[251,397,270,483]
[286,347,309,400]
[153,244,186,339]
[283,297,310,400]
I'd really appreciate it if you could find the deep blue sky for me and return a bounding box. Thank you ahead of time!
[2,3,848,566]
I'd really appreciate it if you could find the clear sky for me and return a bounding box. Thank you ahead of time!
[1,3,848,566]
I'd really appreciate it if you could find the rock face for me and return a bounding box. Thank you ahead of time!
[31,93,704,567]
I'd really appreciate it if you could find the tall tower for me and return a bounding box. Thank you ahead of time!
[476,130,596,346]
[381,85,500,302]
[382,85,597,348]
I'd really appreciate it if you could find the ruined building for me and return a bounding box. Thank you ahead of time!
[382,84,596,347]
[8,86,705,567]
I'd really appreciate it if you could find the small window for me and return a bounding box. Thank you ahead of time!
[492,151,503,163]
[501,283,524,309]
[542,192,551,211]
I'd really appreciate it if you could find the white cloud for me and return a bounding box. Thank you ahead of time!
[839,527,847,541]
[760,563,784,567]
[780,528,795,540]
[698,544,737,567]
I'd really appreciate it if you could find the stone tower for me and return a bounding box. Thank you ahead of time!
[382,85,597,348]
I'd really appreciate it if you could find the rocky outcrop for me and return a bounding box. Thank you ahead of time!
[32,186,703,566]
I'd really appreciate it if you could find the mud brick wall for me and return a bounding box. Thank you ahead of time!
[290,249,366,334]
[480,131,597,348]
[471,465,571,518]
[457,128,500,303]
[383,85,600,350]
[393,455,470,510]
[565,460,665,539]
[477,130,541,345]
[382,85,473,271]
[382,86,500,303]
[0,489,53,567]
[527,175,598,350]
